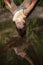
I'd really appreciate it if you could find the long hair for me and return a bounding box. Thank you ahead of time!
[16,23,26,37]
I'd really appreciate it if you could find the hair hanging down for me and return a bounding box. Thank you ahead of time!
[16,23,26,37]
[4,0,38,37]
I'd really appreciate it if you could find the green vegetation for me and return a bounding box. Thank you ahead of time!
[0,18,43,65]
[38,0,43,6]
[0,0,43,65]
[27,19,43,65]
[0,0,43,8]
[14,0,23,5]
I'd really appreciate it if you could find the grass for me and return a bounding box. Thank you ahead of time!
[0,0,43,64]
[0,18,43,65]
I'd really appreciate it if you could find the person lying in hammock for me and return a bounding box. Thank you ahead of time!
[4,0,38,57]
[4,0,37,37]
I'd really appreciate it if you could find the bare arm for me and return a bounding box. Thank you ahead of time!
[4,0,11,9]
[24,0,38,16]
[20,0,32,8]
[4,0,17,13]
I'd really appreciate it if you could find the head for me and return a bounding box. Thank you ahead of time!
[16,22,26,37]
[13,10,26,37]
